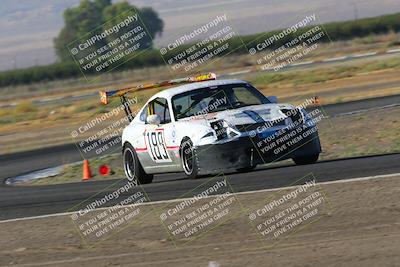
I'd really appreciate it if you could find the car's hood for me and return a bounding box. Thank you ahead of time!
[180,103,295,127]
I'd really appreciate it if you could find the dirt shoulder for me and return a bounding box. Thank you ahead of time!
[1,175,399,267]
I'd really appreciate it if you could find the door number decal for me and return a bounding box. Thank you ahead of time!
[145,130,171,163]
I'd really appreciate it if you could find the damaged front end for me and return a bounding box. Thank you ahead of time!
[195,107,322,174]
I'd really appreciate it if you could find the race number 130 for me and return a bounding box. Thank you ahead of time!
[146,130,171,163]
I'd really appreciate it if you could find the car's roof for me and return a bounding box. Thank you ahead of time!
[150,79,248,100]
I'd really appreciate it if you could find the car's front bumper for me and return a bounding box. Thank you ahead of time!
[196,124,321,174]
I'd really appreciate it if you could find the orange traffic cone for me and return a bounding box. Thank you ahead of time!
[82,159,92,181]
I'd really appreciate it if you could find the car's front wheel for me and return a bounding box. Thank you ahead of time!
[123,143,153,184]
[292,154,319,165]
[180,138,200,179]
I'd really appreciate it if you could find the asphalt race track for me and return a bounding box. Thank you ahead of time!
[0,95,399,221]
[0,153,399,221]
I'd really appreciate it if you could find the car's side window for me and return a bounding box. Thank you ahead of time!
[139,104,148,123]
[147,98,171,124]
[173,95,191,119]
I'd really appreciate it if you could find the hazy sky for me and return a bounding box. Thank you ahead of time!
[1,0,400,71]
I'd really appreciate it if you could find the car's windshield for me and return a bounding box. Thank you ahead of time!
[172,83,269,120]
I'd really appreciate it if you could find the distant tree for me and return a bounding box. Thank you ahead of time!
[54,0,163,62]
[102,2,163,50]
[138,7,165,42]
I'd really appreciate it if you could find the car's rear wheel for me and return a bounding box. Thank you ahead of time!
[123,143,153,184]
[180,138,200,179]
[292,154,319,165]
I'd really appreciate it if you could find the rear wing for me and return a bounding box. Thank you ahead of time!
[99,73,217,105]
[98,73,217,122]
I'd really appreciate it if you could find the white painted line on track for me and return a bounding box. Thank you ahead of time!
[0,172,399,224]
[0,102,17,108]
[71,92,97,98]
[226,69,252,76]
[335,103,400,117]
[386,48,400,54]
[351,52,378,58]
[290,61,315,67]
[239,172,400,195]
[323,56,348,62]
[35,96,65,103]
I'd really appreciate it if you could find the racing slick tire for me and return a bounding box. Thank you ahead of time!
[180,138,200,179]
[292,154,319,165]
[123,143,153,184]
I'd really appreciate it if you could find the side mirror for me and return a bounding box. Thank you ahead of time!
[146,114,161,125]
[267,96,278,103]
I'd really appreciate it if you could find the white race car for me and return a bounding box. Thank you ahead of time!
[100,73,321,184]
